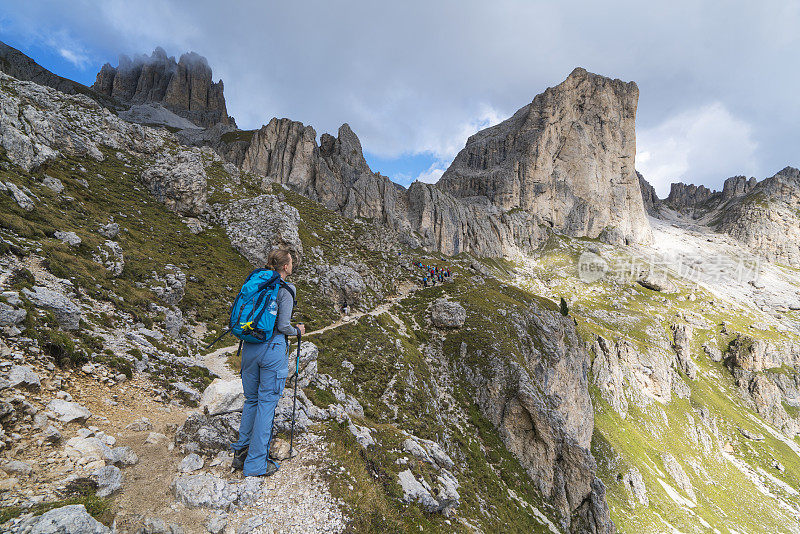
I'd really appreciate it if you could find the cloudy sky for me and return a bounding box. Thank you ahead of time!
[2,1,797,196]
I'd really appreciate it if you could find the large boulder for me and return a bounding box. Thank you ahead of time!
[140,150,208,216]
[174,412,240,454]
[91,465,123,497]
[671,324,698,380]
[7,365,40,390]
[22,286,81,330]
[0,303,26,326]
[54,231,81,247]
[8,504,110,533]
[199,379,244,416]
[47,399,92,423]
[636,271,676,293]
[213,194,303,267]
[172,473,261,510]
[64,437,110,464]
[397,468,460,516]
[314,264,366,310]
[430,298,466,328]
[150,265,186,306]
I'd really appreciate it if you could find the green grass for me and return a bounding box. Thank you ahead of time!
[220,129,255,144]
[0,148,253,329]
[0,477,111,526]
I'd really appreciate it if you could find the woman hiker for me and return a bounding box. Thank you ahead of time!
[231,249,305,477]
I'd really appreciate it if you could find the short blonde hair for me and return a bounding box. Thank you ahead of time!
[265,249,292,271]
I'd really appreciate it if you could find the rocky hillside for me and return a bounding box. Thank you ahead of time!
[714,167,800,266]
[0,48,799,534]
[93,48,234,128]
[0,40,119,110]
[640,168,800,266]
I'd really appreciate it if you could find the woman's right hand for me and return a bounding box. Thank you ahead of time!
[297,323,306,335]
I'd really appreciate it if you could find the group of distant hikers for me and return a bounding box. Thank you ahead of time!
[415,262,452,287]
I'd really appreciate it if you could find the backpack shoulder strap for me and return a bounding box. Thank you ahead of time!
[280,280,296,306]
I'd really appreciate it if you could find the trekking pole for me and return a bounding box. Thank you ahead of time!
[289,332,301,458]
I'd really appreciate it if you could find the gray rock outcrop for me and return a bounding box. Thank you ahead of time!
[213,194,303,266]
[671,324,698,380]
[92,48,234,128]
[397,468,460,515]
[7,365,40,390]
[661,453,696,502]
[2,181,35,211]
[0,302,26,327]
[622,468,648,507]
[140,150,208,216]
[22,287,81,330]
[0,72,167,172]
[199,379,244,416]
[725,334,800,437]
[430,298,466,328]
[8,504,110,533]
[716,167,800,266]
[91,465,124,497]
[313,264,367,310]
[637,172,662,216]
[54,231,81,247]
[174,412,241,454]
[439,67,652,247]
[172,473,261,510]
[48,399,92,423]
[461,302,614,532]
[150,265,186,306]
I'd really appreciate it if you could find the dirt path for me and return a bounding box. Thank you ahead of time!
[202,343,239,381]
[200,280,422,378]
[304,280,417,338]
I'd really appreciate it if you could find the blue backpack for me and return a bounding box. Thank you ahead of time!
[205,269,295,349]
[228,268,295,343]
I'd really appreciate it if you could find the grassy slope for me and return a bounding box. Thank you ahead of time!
[523,233,800,532]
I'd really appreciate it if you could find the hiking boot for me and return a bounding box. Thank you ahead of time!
[232,446,248,470]
[263,459,279,477]
[248,459,279,478]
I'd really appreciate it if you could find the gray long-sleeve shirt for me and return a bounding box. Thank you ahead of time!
[272,282,299,339]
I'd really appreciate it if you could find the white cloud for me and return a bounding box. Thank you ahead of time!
[636,102,759,198]
[57,47,89,68]
[415,161,448,184]
[422,103,507,162]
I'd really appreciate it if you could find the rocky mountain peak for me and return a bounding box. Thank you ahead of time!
[437,67,651,246]
[721,175,758,201]
[92,48,234,128]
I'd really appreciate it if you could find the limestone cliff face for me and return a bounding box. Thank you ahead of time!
[438,67,652,246]
[459,303,615,533]
[238,69,653,256]
[637,172,662,217]
[716,167,800,265]
[92,48,233,128]
[663,175,757,218]
[241,118,547,256]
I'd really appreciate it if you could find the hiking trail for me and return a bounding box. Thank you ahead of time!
[201,279,422,379]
